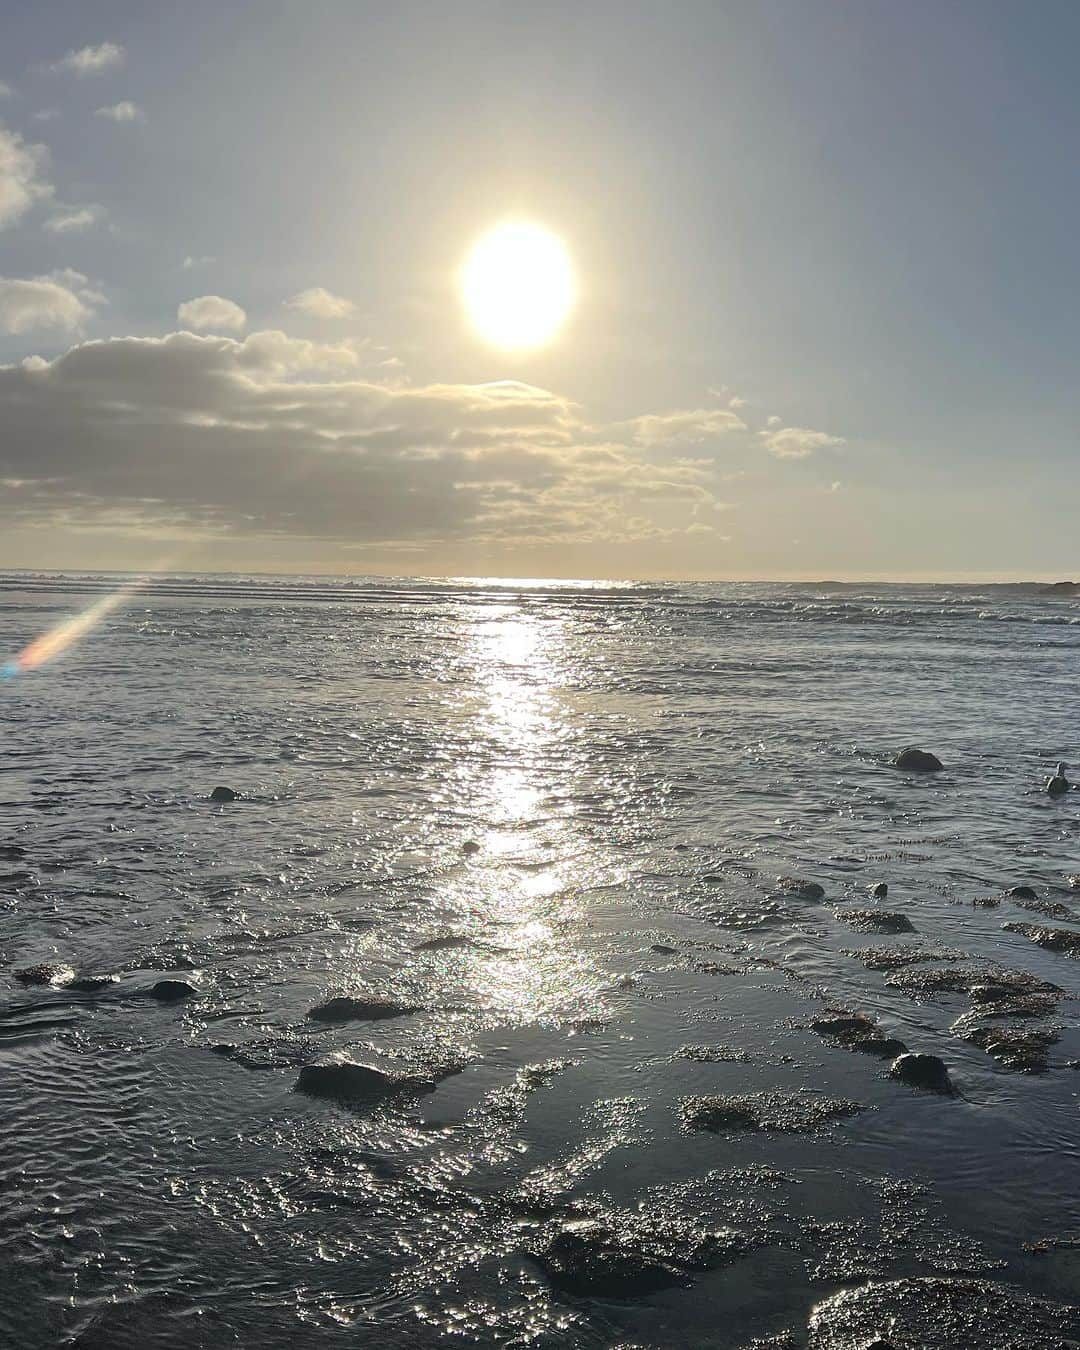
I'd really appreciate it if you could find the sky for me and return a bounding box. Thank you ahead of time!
[1,0,1079,581]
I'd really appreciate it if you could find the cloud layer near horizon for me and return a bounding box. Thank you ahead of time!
[0,330,739,549]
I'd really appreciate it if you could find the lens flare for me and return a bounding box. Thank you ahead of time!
[2,579,145,680]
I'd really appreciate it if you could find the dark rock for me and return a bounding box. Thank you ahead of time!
[807,1276,1080,1349]
[951,1010,1059,1073]
[888,1052,953,1093]
[461,839,481,855]
[972,895,1001,908]
[209,785,238,802]
[857,1035,911,1059]
[886,963,1059,998]
[526,1209,746,1298]
[675,1043,753,1063]
[869,882,889,899]
[1039,580,1078,594]
[1002,921,1080,955]
[843,944,968,972]
[894,748,943,772]
[680,1091,865,1134]
[15,962,75,987]
[650,943,678,954]
[811,1011,909,1059]
[307,995,417,1023]
[148,979,196,1001]
[835,908,915,934]
[1067,875,1080,889]
[295,1055,445,1106]
[1010,895,1078,921]
[811,1011,877,1041]
[1006,885,1037,900]
[776,877,826,900]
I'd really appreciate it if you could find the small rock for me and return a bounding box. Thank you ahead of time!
[295,1055,446,1105]
[148,979,196,1001]
[811,1011,909,1059]
[461,839,481,855]
[650,943,678,955]
[307,995,417,1023]
[836,909,915,934]
[951,1010,1059,1073]
[808,1275,1080,1349]
[15,963,75,987]
[869,882,888,899]
[209,785,238,802]
[888,1052,953,1093]
[894,748,943,772]
[680,1091,865,1134]
[776,877,826,900]
[1006,886,1037,900]
[972,895,1001,908]
[1002,921,1080,955]
[811,1012,877,1041]
[855,1035,909,1059]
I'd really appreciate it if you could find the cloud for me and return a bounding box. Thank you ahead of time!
[0,81,14,99]
[760,426,845,459]
[177,295,246,331]
[285,286,356,319]
[629,407,746,446]
[95,100,143,123]
[0,330,728,550]
[182,255,215,269]
[44,204,104,234]
[32,109,60,122]
[0,124,52,229]
[50,42,125,76]
[0,271,101,335]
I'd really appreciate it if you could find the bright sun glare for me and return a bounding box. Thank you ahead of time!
[462,222,574,350]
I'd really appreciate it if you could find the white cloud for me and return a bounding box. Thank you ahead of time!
[0,81,14,99]
[285,286,356,319]
[0,124,52,229]
[50,42,125,76]
[760,425,845,459]
[0,330,727,549]
[32,109,60,122]
[95,100,143,123]
[0,272,101,334]
[630,407,746,446]
[766,414,781,427]
[177,295,246,331]
[44,204,104,234]
[182,255,215,270]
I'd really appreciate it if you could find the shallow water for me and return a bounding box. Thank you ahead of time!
[1,573,1078,1347]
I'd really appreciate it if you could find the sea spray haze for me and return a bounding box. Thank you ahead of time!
[1,572,1078,1348]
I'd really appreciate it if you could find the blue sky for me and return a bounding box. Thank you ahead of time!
[1,0,1078,578]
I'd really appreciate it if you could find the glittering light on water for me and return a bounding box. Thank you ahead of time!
[2,578,145,679]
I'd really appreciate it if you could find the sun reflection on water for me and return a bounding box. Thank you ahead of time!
[436,606,611,1025]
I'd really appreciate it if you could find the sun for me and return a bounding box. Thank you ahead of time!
[461,222,574,350]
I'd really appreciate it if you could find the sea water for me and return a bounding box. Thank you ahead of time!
[1,573,1078,1346]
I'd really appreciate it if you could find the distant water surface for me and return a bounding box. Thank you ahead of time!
[1,573,1078,1347]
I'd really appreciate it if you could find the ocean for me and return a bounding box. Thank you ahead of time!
[1,572,1078,1348]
